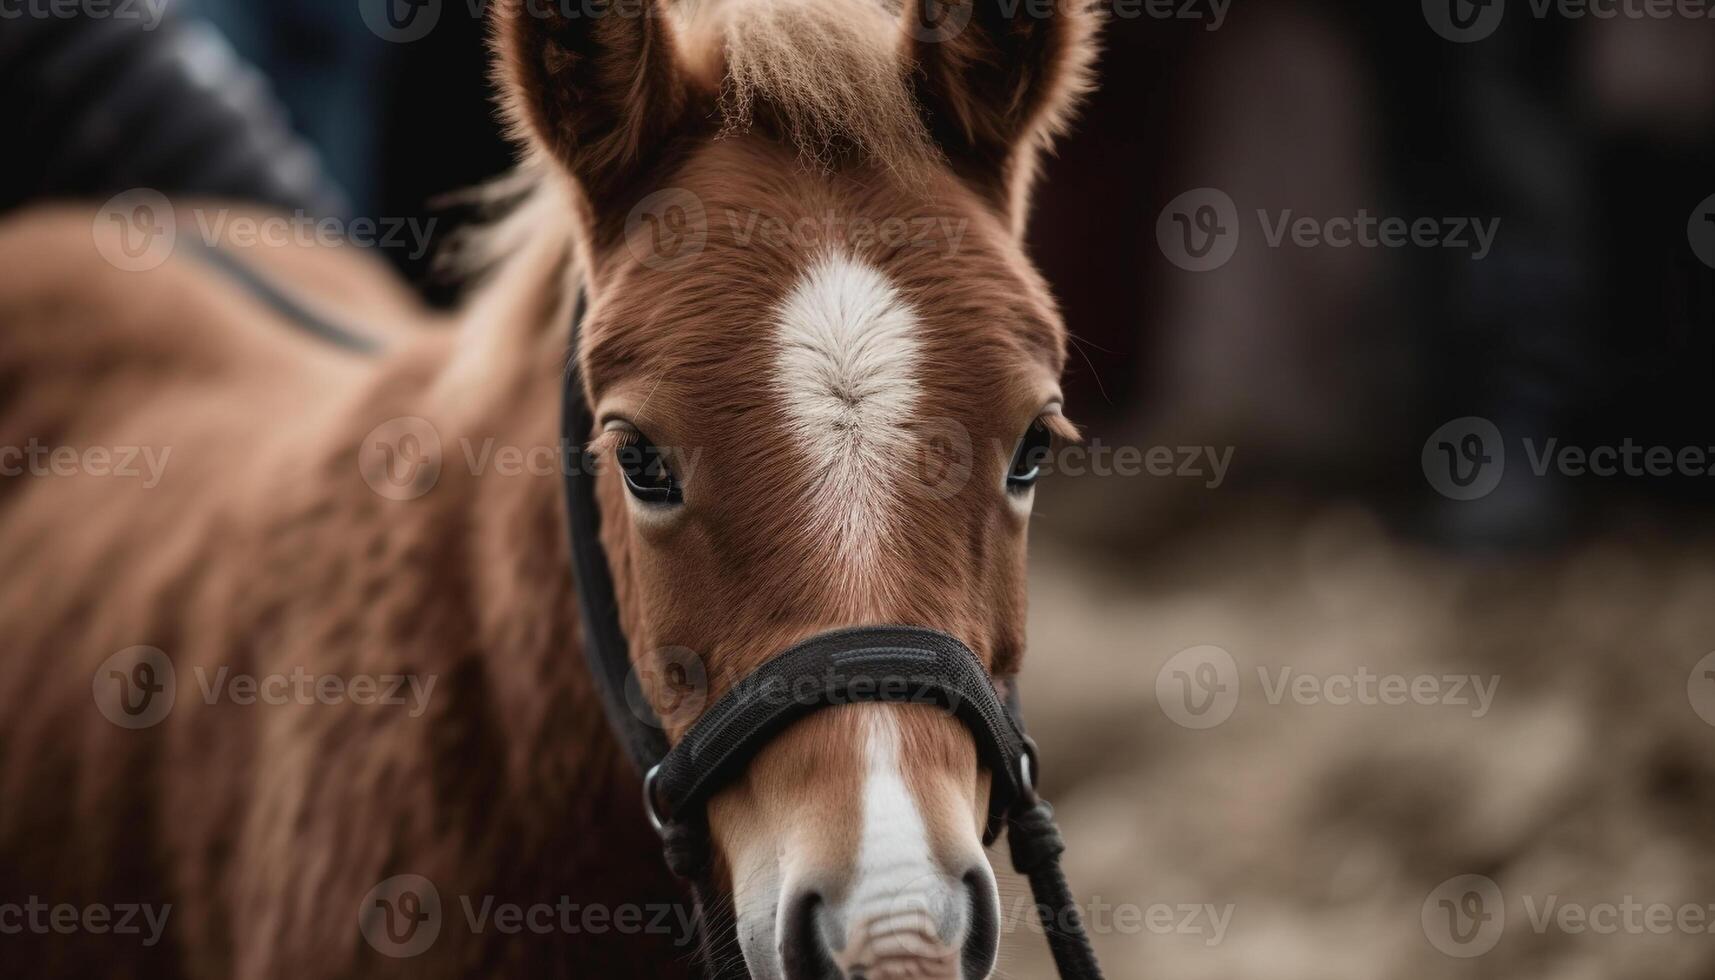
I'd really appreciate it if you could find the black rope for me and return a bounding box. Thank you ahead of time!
[1008,800,1106,980]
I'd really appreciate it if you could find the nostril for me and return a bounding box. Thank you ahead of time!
[782,889,838,980]
[961,867,1000,980]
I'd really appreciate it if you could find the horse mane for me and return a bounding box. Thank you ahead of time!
[433,158,570,289]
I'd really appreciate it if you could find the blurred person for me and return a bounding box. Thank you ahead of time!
[1032,1,1715,550]
[185,0,514,296]
[0,4,346,218]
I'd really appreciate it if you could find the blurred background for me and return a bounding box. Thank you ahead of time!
[8,0,1715,976]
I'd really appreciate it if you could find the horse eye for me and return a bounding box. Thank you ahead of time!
[615,435,683,505]
[1007,419,1052,491]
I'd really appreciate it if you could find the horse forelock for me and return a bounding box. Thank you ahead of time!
[681,0,939,177]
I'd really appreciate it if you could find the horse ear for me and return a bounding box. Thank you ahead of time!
[901,0,1099,224]
[492,0,692,210]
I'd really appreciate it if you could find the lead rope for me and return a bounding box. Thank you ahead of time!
[1007,798,1105,980]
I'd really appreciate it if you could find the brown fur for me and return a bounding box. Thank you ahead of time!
[0,0,1099,974]
[0,204,689,978]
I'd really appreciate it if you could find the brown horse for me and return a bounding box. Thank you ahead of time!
[0,0,1099,976]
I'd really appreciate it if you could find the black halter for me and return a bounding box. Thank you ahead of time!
[561,296,1105,980]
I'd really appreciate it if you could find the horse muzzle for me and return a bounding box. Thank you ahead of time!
[776,862,1001,980]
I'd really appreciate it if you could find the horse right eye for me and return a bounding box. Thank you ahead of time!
[616,435,683,505]
[1007,419,1052,492]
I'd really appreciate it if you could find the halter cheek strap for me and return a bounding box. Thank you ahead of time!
[562,296,1104,980]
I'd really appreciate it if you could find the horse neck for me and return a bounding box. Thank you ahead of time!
[436,210,638,811]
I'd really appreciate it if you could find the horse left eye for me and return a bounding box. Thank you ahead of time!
[616,436,683,505]
[1007,420,1052,491]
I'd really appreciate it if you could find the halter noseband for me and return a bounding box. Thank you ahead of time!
[561,296,1105,980]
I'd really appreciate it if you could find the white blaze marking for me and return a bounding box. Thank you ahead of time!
[851,711,938,939]
[772,254,922,597]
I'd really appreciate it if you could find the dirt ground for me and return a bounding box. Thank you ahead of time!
[998,499,1715,980]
